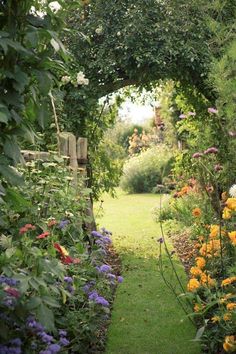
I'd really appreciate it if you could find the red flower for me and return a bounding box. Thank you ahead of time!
[61,256,81,265]
[36,231,50,239]
[19,227,28,235]
[48,219,57,227]
[4,287,20,298]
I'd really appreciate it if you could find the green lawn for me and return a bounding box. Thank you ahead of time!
[96,190,200,354]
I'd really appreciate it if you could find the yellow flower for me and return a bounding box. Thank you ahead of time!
[194,304,202,312]
[200,273,216,287]
[223,336,236,352]
[195,257,206,269]
[211,315,220,323]
[192,208,201,217]
[190,267,202,277]
[226,303,236,311]
[221,277,236,287]
[223,313,232,321]
[225,198,236,211]
[187,278,201,292]
[59,245,69,257]
[228,231,236,246]
[209,224,219,238]
[223,207,232,220]
[199,240,221,257]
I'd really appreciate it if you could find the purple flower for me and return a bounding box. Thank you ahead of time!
[59,337,70,346]
[102,236,112,244]
[3,298,14,308]
[95,296,109,307]
[59,330,67,337]
[117,276,124,283]
[179,114,186,119]
[204,147,218,154]
[40,333,54,344]
[88,291,99,300]
[107,273,116,280]
[96,264,112,273]
[208,107,218,114]
[64,276,73,283]
[40,351,51,354]
[58,220,69,229]
[10,339,22,347]
[192,152,203,158]
[67,285,74,294]
[0,276,19,287]
[47,344,61,353]
[91,231,103,238]
[157,237,164,244]
[188,111,196,116]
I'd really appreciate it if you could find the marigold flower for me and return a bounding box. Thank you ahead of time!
[223,335,236,352]
[228,231,236,246]
[195,257,206,269]
[223,207,232,220]
[221,277,236,287]
[211,315,220,323]
[36,231,50,239]
[209,225,219,239]
[225,198,236,211]
[190,267,202,277]
[187,278,201,292]
[226,303,236,311]
[223,313,232,321]
[192,208,201,217]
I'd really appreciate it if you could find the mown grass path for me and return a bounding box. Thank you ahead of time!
[96,191,200,354]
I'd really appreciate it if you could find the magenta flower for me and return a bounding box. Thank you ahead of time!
[208,107,218,114]
[192,152,203,158]
[204,147,218,154]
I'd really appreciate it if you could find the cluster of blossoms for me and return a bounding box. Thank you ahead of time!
[0,338,22,354]
[19,223,36,235]
[88,290,109,307]
[95,264,123,285]
[76,71,89,86]
[192,146,219,159]
[26,317,69,354]
[187,191,236,352]
[0,276,20,308]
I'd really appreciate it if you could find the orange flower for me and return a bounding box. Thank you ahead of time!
[209,225,219,238]
[221,277,236,287]
[226,303,236,311]
[187,278,201,292]
[223,313,232,321]
[200,273,215,287]
[223,336,236,352]
[225,198,236,211]
[194,303,204,312]
[195,257,206,269]
[223,207,232,220]
[192,208,201,217]
[48,219,57,227]
[190,267,202,277]
[211,315,220,323]
[228,231,236,246]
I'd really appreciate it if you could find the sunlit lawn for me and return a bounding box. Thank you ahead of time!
[95,190,200,354]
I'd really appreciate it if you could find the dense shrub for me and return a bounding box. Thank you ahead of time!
[120,145,174,193]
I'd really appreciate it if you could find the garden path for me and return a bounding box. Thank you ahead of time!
[96,190,200,354]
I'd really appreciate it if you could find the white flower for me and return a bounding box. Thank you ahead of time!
[117,31,121,36]
[49,1,62,13]
[229,184,236,197]
[61,75,71,84]
[77,71,89,86]
[95,26,103,35]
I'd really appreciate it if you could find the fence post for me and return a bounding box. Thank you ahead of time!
[59,132,78,192]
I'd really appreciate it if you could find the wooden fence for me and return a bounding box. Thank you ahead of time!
[21,132,96,231]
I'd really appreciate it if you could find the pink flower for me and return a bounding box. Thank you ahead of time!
[188,112,196,116]
[36,231,50,239]
[204,147,218,154]
[192,152,203,158]
[208,107,218,114]
[4,287,20,298]
[214,164,223,172]
[179,114,186,119]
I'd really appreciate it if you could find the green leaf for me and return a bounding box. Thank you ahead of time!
[0,104,10,123]
[26,296,42,310]
[3,137,24,164]
[5,188,31,212]
[34,70,52,95]
[5,247,17,258]
[13,68,29,93]
[42,296,60,308]
[0,165,24,185]
[36,303,55,331]
[29,278,39,291]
